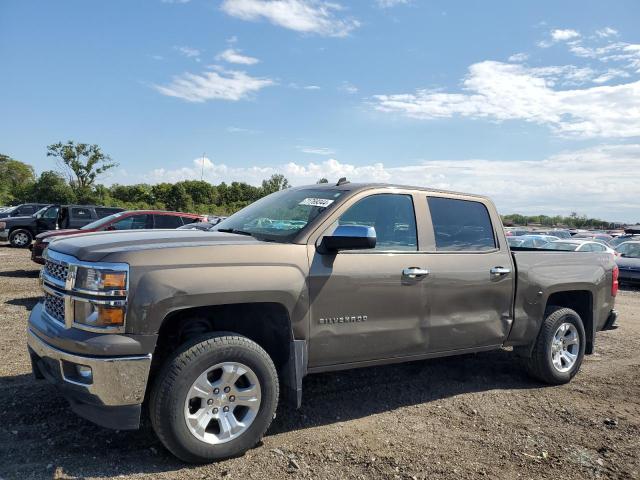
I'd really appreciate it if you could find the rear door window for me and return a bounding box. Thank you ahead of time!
[71,207,92,219]
[427,197,496,251]
[154,215,184,229]
[112,214,151,230]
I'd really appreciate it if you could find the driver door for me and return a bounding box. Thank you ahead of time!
[36,205,60,232]
[307,193,430,368]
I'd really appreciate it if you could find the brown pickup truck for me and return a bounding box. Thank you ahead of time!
[27,181,619,462]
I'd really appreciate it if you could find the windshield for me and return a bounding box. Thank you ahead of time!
[542,242,578,251]
[80,212,125,230]
[618,243,640,258]
[215,188,346,242]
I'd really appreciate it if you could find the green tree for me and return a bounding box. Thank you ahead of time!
[166,183,193,212]
[261,174,290,195]
[30,171,76,204]
[316,177,329,184]
[47,141,118,189]
[0,154,36,204]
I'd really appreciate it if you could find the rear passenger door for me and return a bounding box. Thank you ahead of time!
[422,196,514,352]
[68,207,94,228]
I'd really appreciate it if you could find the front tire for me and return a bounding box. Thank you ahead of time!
[150,334,279,463]
[526,307,586,384]
[9,229,33,248]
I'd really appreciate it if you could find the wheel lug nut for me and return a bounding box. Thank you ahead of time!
[223,406,229,412]
[213,407,218,414]
[207,399,213,405]
[229,395,235,402]
[213,388,220,394]
[224,387,231,393]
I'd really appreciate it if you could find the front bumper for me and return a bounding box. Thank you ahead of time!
[27,328,152,429]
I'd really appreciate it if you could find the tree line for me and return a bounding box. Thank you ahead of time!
[0,141,626,225]
[1,142,291,215]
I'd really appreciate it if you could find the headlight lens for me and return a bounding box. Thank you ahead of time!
[73,302,125,328]
[75,267,127,292]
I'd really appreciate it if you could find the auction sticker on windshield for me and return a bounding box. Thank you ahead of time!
[299,198,335,207]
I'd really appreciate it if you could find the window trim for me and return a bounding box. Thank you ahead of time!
[423,195,501,255]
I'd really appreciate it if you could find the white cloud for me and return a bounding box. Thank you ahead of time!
[376,0,409,7]
[592,68,630,84]
[226,126,260,134]
[303,85,321,90]
[296,146,335,155]
[174,46,201,59]
[596,27,618,38]
[508,52,529,63]
[154,66,274,102]
[216,48,260,65]
[340,81,358,94]
[220,0,360,37]
[550,29,580,42]
[135,145,640,221]
[372,61,640,138]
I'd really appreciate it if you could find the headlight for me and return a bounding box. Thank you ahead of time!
[0,222,5,230]
[74,267,127,292]
[73,301,126,328]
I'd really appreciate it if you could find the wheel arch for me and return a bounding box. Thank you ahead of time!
[545,290,594,354]
[151,302,306,408]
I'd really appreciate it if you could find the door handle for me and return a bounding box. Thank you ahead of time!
[402,267,429,279]
[490,266,511,276]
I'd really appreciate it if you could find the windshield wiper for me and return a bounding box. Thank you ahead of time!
[216,228,254,237]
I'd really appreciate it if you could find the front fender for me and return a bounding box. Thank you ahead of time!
[126,264,310,338]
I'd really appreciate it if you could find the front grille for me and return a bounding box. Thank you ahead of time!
[44,292,65,324]
[44,259,68,283]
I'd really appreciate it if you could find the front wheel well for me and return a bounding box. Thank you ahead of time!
[152,303,293,378]
[545,290,594,354]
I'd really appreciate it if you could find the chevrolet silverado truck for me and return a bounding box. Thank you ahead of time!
[27,182,619,463]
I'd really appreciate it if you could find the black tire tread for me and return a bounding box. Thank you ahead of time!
[150,333,279,463]
[526,306,584,384]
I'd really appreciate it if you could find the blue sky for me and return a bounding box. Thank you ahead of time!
[1,0,639,221]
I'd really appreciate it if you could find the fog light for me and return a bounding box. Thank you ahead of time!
[76,365,93,381]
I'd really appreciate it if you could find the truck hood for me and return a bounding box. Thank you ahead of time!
[38,229,81,240]
[1,215,35,225]
[48,229,263,262]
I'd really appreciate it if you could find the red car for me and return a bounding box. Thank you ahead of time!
[31,210,205,264]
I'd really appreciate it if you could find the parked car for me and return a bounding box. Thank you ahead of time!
[31,210,205,264]
[517,234,560,248]
[542,239,616,255]
[0,204,123,248]
[178,221,216,231]
[28,182,618,463]
[0,203,49,219]
[611,234,640,247]
[547,230,572,239]
[615,242,640,285]
[573,233,614,245]
[506,236,525,247]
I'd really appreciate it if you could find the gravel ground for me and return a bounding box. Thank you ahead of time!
[0,245,639,480]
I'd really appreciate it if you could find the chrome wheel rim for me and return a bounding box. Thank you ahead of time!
[551,322,579,373]
[184,362,261,445]
[13,232,29,246]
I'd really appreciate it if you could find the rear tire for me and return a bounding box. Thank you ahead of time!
[526,306,586,384]
[9,229,33,248]
[150,333,279,463]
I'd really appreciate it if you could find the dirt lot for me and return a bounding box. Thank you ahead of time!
[0,245,638,480]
